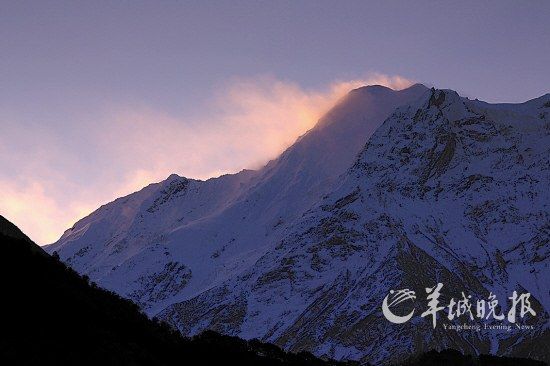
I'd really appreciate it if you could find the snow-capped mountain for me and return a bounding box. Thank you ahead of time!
[47,85,549,364]
[157,88,550,363]
[48,83,428,314]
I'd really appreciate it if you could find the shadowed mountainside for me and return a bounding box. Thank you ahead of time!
[1,215,545,366]
[0,215,357,366]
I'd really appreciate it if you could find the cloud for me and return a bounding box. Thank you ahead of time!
[0,180,94,244]
[99,73,413,179]
[0,73,413,244]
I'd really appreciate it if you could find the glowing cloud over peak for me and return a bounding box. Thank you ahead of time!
[0,73,414,244]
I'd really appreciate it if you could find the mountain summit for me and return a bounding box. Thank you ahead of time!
[48,84,428,313]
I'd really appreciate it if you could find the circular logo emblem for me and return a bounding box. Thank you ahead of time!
[382,289,416,324]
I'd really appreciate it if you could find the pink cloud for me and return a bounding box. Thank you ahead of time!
[0,73,414,244]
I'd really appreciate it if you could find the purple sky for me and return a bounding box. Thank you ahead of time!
[1,1,549,244]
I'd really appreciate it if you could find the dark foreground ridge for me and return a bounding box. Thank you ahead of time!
[0,215,355,366]
[398,349,546,366]
[0,215,546,365]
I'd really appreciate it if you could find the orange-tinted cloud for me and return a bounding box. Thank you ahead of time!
[0,74,413,244]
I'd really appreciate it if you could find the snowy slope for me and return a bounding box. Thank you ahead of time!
[48,85,549,364]
[158,89,550,364]
[48,84,428,315]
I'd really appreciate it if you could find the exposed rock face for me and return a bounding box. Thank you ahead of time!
[129,261,192,307]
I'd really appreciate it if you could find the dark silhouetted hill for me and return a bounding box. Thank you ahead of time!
[0,215,356,366]
[398,349,546,366]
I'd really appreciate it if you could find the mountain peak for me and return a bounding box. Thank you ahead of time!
[352,84,393,94]
[167,173,183,180]
[350,83,428,95]
[48,82,428,312]
[427,87,462,107]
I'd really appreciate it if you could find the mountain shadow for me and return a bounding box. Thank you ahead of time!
[0,215,356,366]
[398,349,546,366]
[0,215,546,366]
